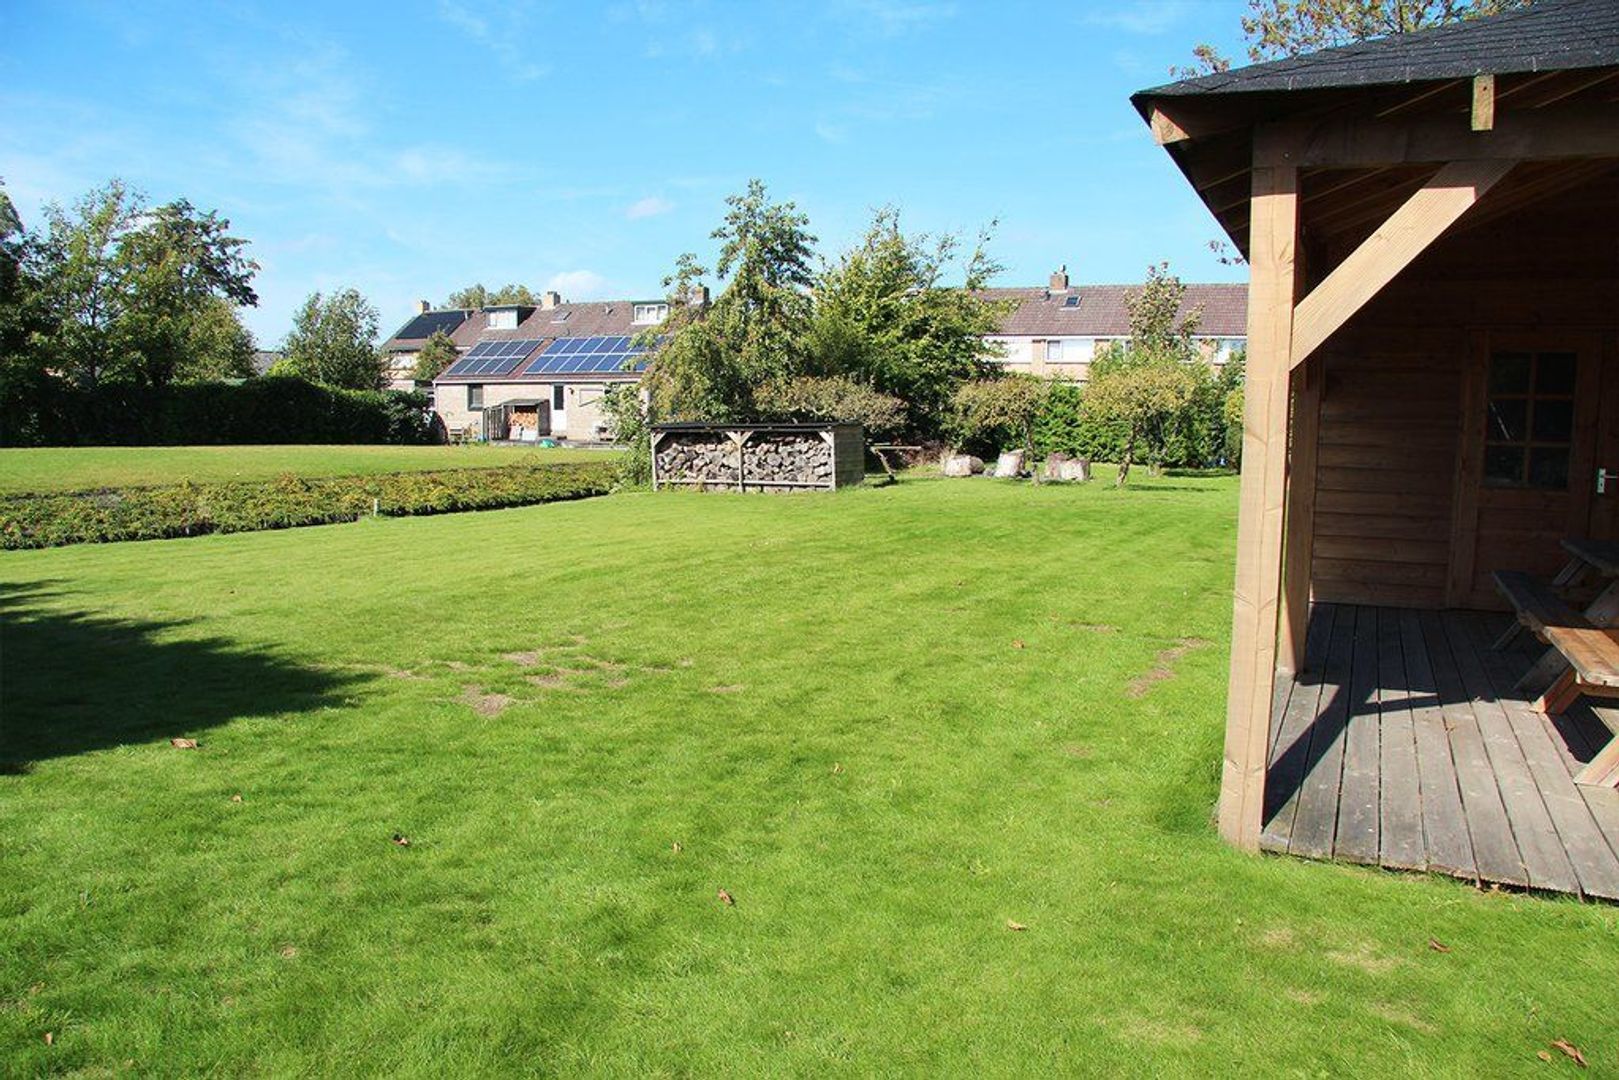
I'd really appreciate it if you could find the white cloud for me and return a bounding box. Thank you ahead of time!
[625,195,674,219]
[833,0,958,36]
[547,270,610,300]
[437,1,550,82]
[814,121,848,144]
[1081,1,1199,35]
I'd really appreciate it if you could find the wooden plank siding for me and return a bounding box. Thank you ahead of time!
[1299,169,1619,612]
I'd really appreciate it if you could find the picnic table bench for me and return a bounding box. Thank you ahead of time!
[869,444,921,484]
[1494,541,1619,786]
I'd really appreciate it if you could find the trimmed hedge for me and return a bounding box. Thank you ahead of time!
[0,460,616,549]
[0,370,438,447]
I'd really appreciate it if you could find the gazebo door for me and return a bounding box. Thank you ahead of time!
[1449,333,1607,608]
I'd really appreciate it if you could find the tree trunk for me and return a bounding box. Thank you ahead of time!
[1117,428,1136,488]
[1025,422,1041,485]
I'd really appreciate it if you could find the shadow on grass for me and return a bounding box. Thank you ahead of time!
[0,581,363,772]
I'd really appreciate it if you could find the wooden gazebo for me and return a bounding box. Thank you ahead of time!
[1134,0,1619,898]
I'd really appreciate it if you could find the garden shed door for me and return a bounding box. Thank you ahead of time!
[1447,332,1612,608]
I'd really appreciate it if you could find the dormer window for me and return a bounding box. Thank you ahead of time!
[1063,295,1079,308]
[488,309,519,330]
[632,303,669,325]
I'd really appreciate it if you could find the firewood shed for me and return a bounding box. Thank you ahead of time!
[650,422,865,492]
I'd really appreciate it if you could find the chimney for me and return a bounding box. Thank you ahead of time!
[541,290,562,310]
[688,284,710,307]
[416,299,431,315]
[1049,265,1069,291]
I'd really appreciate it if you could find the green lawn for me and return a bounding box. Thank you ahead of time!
[2,476,1615,1075]
[0,444,613,494]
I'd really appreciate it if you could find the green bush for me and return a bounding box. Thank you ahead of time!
[0,460,616,549]
[0,372,436,447]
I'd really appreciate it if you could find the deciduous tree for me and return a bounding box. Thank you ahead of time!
[808,207,1007,438]
[24,180,258,387]
[1183,0,1528,74]
[445,283,538,309]
[1083,264,1204,487]
[953,374,1054,472]
[411,330,459,382]
[276,288,383,390]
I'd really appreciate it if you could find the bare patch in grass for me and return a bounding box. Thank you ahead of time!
[459,685,515,717]
[708,684,745,694]
[1117,1017,1204,1046]
[1368,1002,1438,1035]
[526,674,577,690]
[386,668,426,680]
[503,651,544,667]
[1326,943,1404,976]
[1258,926,1297,949]
[1126,638,1210,698]
[1061,743,1094,760]
[1285,988,1323,1006]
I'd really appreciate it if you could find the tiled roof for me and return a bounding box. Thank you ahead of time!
[381,309,474,351]
[1136,0,1617,99]
[475,300,659,342]
[983,283,1247,338]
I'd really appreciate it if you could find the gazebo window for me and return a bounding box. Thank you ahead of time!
[1483,350,1576,489]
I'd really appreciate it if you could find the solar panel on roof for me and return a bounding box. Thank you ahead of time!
[439,338,544,378]
[518,334,657,377]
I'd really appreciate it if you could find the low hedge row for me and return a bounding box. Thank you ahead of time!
[0,371,438,447]
[0,460,617,549]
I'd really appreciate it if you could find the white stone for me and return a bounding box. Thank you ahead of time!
[993,451,1025,478]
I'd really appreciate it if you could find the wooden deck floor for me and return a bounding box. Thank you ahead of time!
[1263,604,1619,901]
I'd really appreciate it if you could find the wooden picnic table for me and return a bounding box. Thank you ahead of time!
[1494,535,1619,786]
[869,444,921,485]
[1561,537,1619,579]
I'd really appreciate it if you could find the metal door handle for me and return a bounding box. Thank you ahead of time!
[1600,468,1612,495]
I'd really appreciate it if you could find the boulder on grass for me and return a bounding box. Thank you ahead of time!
[1044,456,1092,482]
[993,451,1025,478]
[942,454,984,478]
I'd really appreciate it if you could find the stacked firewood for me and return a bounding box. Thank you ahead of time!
[656,432,833,488]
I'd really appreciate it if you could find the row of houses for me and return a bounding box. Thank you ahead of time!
[379,270,1247,443]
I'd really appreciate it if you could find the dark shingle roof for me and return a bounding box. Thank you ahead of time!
[982,284,1247,338]
[382,309,474,351]
[1137,0,1618,99]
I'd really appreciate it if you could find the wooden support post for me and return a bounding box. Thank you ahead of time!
[1471,74,1496,132]
[1290,158,1516,369]
[1278,355,1321,676]
[1219,163,1299,851]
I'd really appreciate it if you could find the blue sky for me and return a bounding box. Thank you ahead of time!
[1,1,1250,346]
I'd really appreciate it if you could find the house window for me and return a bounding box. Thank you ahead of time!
[1047,340,1064,362]
[632,303,668,325]
[1483,350,1576,489]
[488,310,519,330]
[468,384,484,410]
[552,384,565,411]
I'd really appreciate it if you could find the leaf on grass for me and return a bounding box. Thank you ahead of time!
[170,738,198,749]
[1006,920,1028,931]
[43,1032,52,1046]
[1011,639,1026,650]
[831,763,844,775]
[1538,1051,1553,1063]
[1427,937,1450,953]
[717,888,735,907]
[392,833,411,847]
[1551,1040,1587,1067]
[672,841,683,854]
[230,794,243,804]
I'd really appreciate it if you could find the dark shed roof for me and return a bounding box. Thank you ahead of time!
[1135,0,1618,100]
